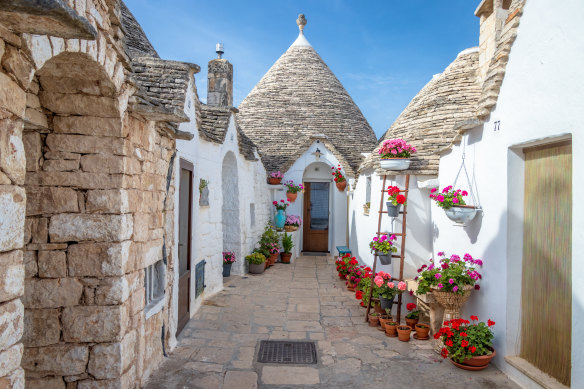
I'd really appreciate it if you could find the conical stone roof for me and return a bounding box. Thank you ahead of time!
[237,15,377,176]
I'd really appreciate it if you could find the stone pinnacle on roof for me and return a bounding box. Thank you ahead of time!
[297,14,307,32]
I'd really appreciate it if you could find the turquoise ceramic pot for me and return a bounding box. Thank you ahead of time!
[275,209,286,229]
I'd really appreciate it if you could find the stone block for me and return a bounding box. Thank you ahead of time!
[24,108,48,129]
[0,186,26,252]
[0,366,25,388]
[261,366,320,385]
[49,214,133,242]
[23,218,31,245]
[31,217,48,243]
[223,371,258,389]
[37,250,67,278]
[39,92,119,117]
[62,305,123,343]
[86,189,129,214]
[132,239,163,270]
[22,344,88,377]
[25,376,65,389]
[25,171,122,190]
[87,330,134,381]
[53,116,123,137]
[132,213,149,242]
[26,187,79,216]
[80,154,123,174]
[0,251,24,302]
[68,241,130,277]
[2,46,34,90]
[22,308,60,347]
[42,159,79,172]
[45,134,128,156]
[23,250,37,278]
[0,343,22,379]
[26,93,41,109]
[22,131,42,172]
[0,71,26,118]
[0,299,23,351]
[95,277,129,305]
[44,151,80,161]
[39,76,100,96]
[23,278,83,308]
[0,119,25,185]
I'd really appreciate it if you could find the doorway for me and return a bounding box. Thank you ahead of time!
[303,182,330,252]
[520,141,572,385]
[177,159,193,335]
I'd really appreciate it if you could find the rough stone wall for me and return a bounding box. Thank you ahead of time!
[207,59,233,107]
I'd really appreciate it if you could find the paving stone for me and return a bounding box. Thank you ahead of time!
[223,371,257,389]
[261,366,320,385]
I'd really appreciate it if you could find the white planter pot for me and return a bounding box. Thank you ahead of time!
[444,206,478,224]
[380,158,411,170]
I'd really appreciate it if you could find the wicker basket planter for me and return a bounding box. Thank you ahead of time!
[432,286,473,321]
[284,225,298,232]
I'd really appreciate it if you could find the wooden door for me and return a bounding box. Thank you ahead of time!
[303,182,329,252]
[520,141,572,385]
[177,160,193,335]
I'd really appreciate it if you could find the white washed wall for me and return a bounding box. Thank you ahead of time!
[433,0,584,386]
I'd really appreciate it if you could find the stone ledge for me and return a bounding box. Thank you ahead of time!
[505,356,569,389]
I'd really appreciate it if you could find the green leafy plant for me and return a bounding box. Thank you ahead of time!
[199,179,209,194]
[245,252,266,264]
[438,316,495,362]
[281,233,293,253]
[258,224,279,255]
[369,234,397,255]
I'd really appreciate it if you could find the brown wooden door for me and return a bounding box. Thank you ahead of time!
[177,160,193,335]
[303,182,329,252]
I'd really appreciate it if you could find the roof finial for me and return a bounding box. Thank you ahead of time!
[296,14,307,33]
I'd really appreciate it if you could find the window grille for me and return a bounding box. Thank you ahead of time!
[145,260,165,315]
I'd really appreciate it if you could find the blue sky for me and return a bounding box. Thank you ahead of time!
[125,1,479,138]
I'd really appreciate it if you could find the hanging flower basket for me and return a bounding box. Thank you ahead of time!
[444,205,478,224]
[336,181,347,192]
[430,186,478,224]
[386,202,400,218]
[284,180,304,203]
[376,251,392,265]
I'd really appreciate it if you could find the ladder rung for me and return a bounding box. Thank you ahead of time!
[378,211,407,214]
[391,254,401,258]
[376,232,405,237]
[380,190,409,193]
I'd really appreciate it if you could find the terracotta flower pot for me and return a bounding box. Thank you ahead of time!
[414,323,430,339]
[397,325,412,342]
[372,299,384,315]
[268,177,282,185]
[347,283,356,292]
[269,253,278,265]
[286,192,298,202]
[336,181,347,192]
[385,322,398,337]
[379,315,392,331]
[368,313,380,327]
[280,253,292,263]
[451,348,496,371]
[405,318,419,332]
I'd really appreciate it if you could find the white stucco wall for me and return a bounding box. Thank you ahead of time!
[433,0,583,386]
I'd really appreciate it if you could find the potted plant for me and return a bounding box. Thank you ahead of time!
[331,165,347,192]
[281,232,293,263]
[268,171,283,185]
[377,138,417,170]
[430,186,477,224]
[385,321,398,337]
[272,200,289,229]
[415,323,430,340]
[386,185,406,217]
[246,252,266,274]
[284,215,301,232]
[405,303,419,331]
[267,243,280,266]
[379,308,393,331]
[397,325,412,342]
[416,251,483,321]
[347,266,366,292]
[373,271,406,310]
[437,316,496,370]
[368,312,379,327]
[369,234,397,265]
[283,180,304,202]
[222,251,235,277]
[363,202,370,215]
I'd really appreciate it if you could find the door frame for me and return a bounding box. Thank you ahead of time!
[177,159,193,335]
[302,181,331,252]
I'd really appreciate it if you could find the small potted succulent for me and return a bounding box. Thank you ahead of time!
[368,312,379,327]
[280,232,293,263]
[284,215,301,232]
[369,234,397,265]
[268,171,283,185]
[397,325,412,342]
[430,186,477,224]
[283,180,304,202]
[386,185,406,217]
[377,138,417,170]
[331,165,347,192]
[405,303,419,331]
[437,316,496,371]
[246,252,266,274]
[272,200,290,229]
[222,251,235,277]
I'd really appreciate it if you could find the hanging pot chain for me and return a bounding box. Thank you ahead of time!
[452,140,481,209]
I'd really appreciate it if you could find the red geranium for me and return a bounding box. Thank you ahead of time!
[386,186,406,206]
[355,290,363,300]
[439,316,495,363]
[396,194,406,204]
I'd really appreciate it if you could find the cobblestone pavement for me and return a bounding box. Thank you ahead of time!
[145,255,519,389]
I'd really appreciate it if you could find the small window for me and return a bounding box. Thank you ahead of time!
[365,176,372,204]
[250,203,256,227]
[145,260,165,318]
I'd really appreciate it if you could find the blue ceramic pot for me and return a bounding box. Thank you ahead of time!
[275,209,286,229]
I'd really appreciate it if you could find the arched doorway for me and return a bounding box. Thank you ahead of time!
[221,152,242,273]
[302,162,333,252]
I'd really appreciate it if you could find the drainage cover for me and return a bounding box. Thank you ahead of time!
[257,340,317,364]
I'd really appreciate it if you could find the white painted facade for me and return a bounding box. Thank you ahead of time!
[168,78,271,349]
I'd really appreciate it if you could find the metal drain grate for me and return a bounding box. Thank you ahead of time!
[257,340,317,364]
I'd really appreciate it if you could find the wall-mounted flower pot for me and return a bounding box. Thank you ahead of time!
[286,192,298,202]
[386,202,401,218]
[444,205,478,224]
[336,181,347,192]
[248,262,265,274]
[268,177,282,185]
[380,158,411,170]
[222,263,232,277]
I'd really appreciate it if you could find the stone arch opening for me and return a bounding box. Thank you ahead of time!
[221,151,241,274]
[21,51,129,385]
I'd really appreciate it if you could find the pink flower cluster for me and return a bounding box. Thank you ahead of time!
[285,215,302,226]
[269,171,283,179]
[429,186,469,210]
[377,138,417,159]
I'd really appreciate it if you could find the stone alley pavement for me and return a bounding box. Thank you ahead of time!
[145,256,519,389]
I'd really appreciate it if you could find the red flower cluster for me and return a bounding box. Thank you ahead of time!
[406,303,416,311]
[355,290,363,300]
[437,316,496,362]
[331,165,345,183]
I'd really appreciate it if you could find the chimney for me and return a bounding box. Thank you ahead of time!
[475,0,512,82]
[207,42,233,107]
